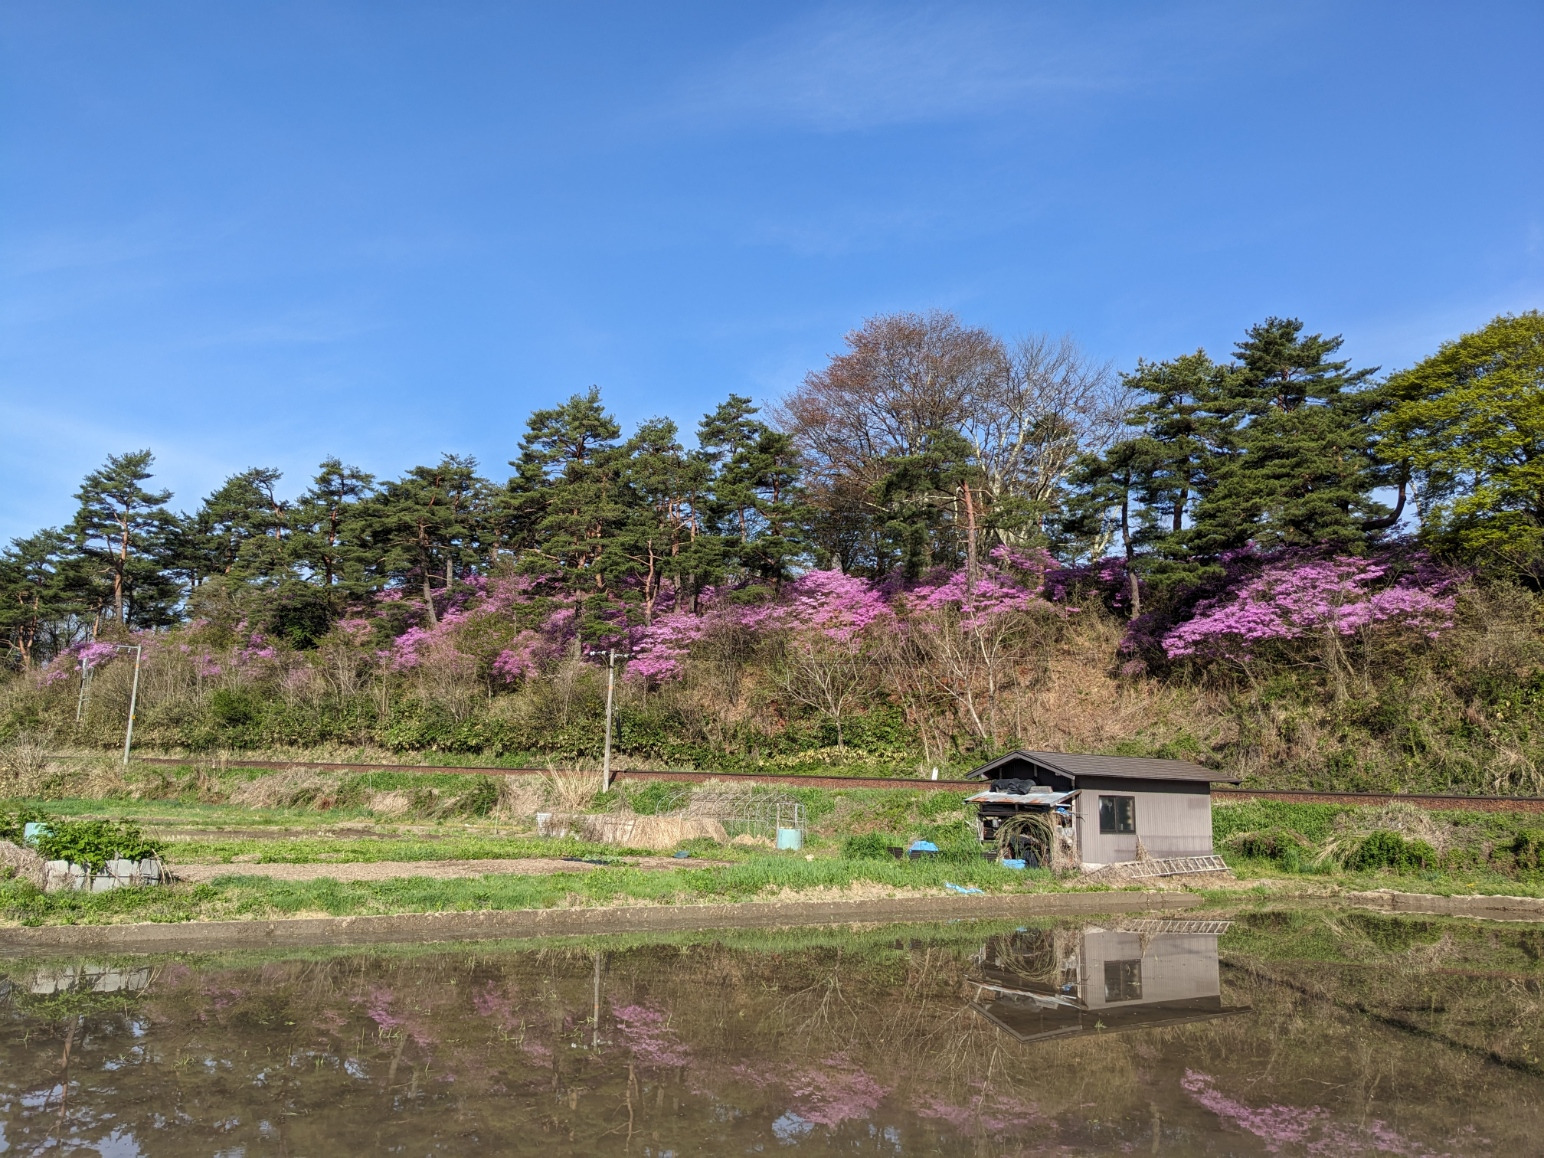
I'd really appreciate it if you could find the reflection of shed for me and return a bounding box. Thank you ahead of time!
[968,922,1248,1042]
[966,750,1239,871]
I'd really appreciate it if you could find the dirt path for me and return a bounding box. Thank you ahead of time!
[174,857,727,883]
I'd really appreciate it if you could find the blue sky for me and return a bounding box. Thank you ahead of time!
[2,1,1541,539]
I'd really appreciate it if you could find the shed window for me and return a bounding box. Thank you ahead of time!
[1104,959,1143,1002]
[1098,795,1136,835]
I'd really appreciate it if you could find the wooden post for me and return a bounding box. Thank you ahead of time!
[121,645,142,767]
[601,649,617,793]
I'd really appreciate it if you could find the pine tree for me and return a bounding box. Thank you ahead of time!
[1185,318,1383,556]
[183,467,291,583]
[361,456,491,625]
[698,395,805,587]
[617,417,715,622]
[292,459,376,592]
[872,427,976,580]
[0,529,73,668]
[1063,437,1169,614]
[1121,351,1225,546]
[504,388,628,591]
[69,450,178,629]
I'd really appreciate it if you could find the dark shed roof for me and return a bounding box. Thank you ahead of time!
[965,749,1240,784]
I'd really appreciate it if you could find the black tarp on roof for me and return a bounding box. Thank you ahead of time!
[964,749,1240,784]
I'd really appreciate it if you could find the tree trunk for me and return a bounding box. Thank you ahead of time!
[421,567,438,627]
[115,514,130,624]
[962,482,980,596]
[1120,488,1141,619]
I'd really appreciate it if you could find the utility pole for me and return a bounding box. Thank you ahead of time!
[591,949,604,1049]
[122,643,142,767]
[73,643,141,760]
[75,654,90,725]
[601,648,617,793]
[586,647,629,793]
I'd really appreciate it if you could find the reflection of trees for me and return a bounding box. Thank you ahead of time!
[0,918,1540,1154]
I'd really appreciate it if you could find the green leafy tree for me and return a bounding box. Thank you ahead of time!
[1377,311,1544,574]
[68,450,178,628]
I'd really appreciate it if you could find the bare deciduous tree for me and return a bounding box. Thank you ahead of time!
[778,312,1124,566]
[963,333,1125,539]
[771,633,869,749]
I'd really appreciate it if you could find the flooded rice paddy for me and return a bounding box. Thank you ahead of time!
[1,909,1542,1155]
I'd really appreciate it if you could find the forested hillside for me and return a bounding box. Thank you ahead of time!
[4,310,1543,791]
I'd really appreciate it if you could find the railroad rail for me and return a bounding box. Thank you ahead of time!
[48,754,1544,811]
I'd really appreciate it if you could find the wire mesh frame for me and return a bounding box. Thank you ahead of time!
[774,801,807,837]
[636,785,807,840]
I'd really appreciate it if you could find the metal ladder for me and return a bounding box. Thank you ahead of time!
[1121,854,1229,878]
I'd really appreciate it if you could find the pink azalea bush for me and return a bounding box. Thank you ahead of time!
[1162,555,1459,662]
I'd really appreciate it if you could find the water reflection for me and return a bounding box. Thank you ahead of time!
[0,913,1540,1155]
[969,919,1249,1042]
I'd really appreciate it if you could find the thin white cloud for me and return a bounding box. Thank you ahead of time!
[668,6,1107,132]
[658,2,1297,134]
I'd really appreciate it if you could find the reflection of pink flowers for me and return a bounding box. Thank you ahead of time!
[612,1004,691,1068]
[201,984,245,1011]
[1182,1070,1437,1155]
[913,1082,1042,1134]
[366,987,402,1031]
[783,1055,891,1128]
[364,986,433,1047]
[472,983,519,1031]
[519,1038,552,1063]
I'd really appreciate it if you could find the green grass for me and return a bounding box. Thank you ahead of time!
[27,795,380,828]
[161,833,712,864]
[0,854,1057,926]
[1221,856,1544,897]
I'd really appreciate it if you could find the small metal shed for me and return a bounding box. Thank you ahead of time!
[965,750,1240,871]
[968,922,1248,1042]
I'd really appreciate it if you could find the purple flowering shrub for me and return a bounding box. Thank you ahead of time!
[1160,552,1461,664]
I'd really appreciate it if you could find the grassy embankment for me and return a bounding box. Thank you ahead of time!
[11,581,1544,794]
[2,759,1543,926]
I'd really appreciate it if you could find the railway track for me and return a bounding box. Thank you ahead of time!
[68,754,1544,811]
